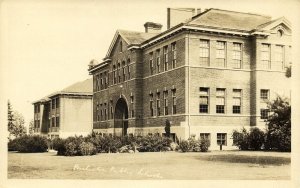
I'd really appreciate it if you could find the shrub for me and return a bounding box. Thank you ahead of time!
[79,142,97,155]
[161,136,173,151]
[65,141,78,156]
[52,138,66,155]
[187,138,200,152]
[200,139,209,152]
[232,128,250,150]
[8,135,48,153]
[85,134,102,153]
[265,97,291,152]
[179,140,189,152]
[8,139,19,151]
[65,136,85,156]
[170,142,178,151]
[135,134,172,152]
[48,133,174,155]
[232,127,265,151]
[248,127,265,150]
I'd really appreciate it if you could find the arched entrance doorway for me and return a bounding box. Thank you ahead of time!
[114,98,128,136]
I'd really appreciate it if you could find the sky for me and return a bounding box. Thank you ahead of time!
[0,0,299,128]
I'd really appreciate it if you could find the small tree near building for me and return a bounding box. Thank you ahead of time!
[7,100,26,139]
[8,100,14,137]
[165,119,171,137]
[28,119,34,135]
[265,96,291,151]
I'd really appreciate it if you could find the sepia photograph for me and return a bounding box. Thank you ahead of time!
[1,0,299,187]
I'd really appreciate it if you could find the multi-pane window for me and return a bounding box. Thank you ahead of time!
[200,133,211,146]
[127,58,131,79]
[232,89,241,114]
[96,102,99,121]
[56,116,60,127]
[163,90,168,115]
[130,95,134,104]
[95,75,99,91]
[130,94,134,118]
[156,92,161,116]
[34,104,40,113]
[156,49,161,73]
[100,73,103,90]
[171,42,177,68]
[149,93,154,117]
[260,89,269,100]
[216,41,226,67]
[113,65,117,84]
[110,106,113,119]
[150,93,154,117]
[104,108,107,120]
[216,88,225,114]
[117,63,121,83]
[232,43,242,69]
[104,103,107,120]
[52,117,55,127]
[56,98,59,108]
[172,89,177,114]
[149,52,154,75]
[120,41,123,52]
[104,71,108,89]
[164,46,168,71]
[34,120,40,128]
[52,98,56,109]
[217,133,227,146]
[260,109,269,119]
[122,61,126,81]
[261,44,270,69]
[274,45,284,70]
[200,39,209,66]
[199,87,209,113]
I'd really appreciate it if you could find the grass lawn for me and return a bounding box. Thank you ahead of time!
[8,150,290,180]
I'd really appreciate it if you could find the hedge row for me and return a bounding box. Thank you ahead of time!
[50,133,174,156]
[232,127,290,151]
[8,135,48,153]
[8,133,210,156]
[178,138,210,152]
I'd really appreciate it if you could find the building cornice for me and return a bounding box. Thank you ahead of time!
[88,61,109,74]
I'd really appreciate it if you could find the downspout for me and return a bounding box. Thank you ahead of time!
[91,96,93,134]
[187,30,191,138]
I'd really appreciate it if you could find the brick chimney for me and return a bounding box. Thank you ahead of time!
[144,22,163,33]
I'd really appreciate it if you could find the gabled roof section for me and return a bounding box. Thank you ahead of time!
[32,79,92,104]
[105,30,157,58]
[256,17,291,31]
[60,78,92,94]
[141,8,285,48]
[186,8,272,32]
[119,30,158,45]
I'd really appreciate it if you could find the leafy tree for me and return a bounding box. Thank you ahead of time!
[28,119,34,135]
[8,100,15,136]
[7,101,26,139]
[248,127,265,150]
[232,127,265,150]
[232,127,250,150]
[265,96,291,151]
